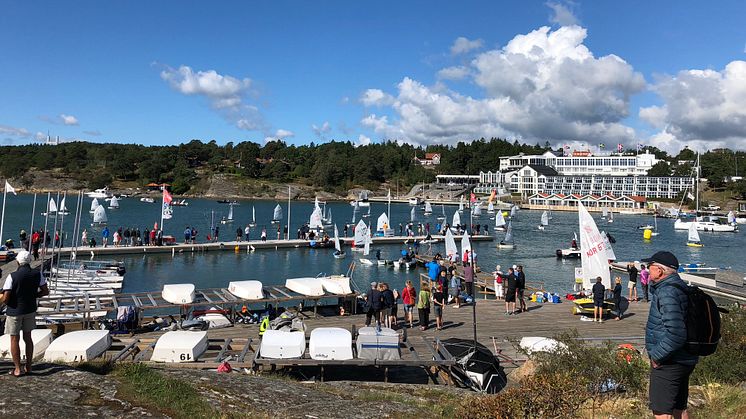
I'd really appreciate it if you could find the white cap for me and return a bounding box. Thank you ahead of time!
[16,250,31,265]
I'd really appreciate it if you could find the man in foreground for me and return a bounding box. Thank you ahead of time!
[642,251,698,419]
[1,250,49,377]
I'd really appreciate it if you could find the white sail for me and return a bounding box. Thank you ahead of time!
[504,221,514,243]
[227,204,234,221]
[334,225,342,252]
[541,211,549,226]
[688,222,701,243]
[309,205,323,229]
[473,202,482,216]
[459,196,465,212]
[410,207,416,223]
[376,213,389,232]
[351,201,358,224]
[424,201,432,213]
[600,231,616,260]
[108,196,119,209]
[363,230,371,256]
[578,202,611,289]
[487,202,494,213]
[460,231,472,258]
[510,205,517,218]
[444,229,458,260]
[727,211,736,224]
[251,206,256,224]
[93,205,107,224]
[325,208,333,224]
[48,197,58,214]
[353,219,368,246]
[452,211,461,228]
[602,207,608,218]
[60,197,68,212]
[495,210,506,227]
[90,198,100,213]
[273,204,283,221]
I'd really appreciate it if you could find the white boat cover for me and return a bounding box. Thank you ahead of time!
[228,280,264,300]
[356,327,400,360]
[310,328,353,360]
[320,275,353,295]
[519,337,567,354]
[151,331,208,363]
[285,277,325,296]
[162,283,196,304]
[44,330,111,362]
[0,329,54,361]
[260,330,306,359]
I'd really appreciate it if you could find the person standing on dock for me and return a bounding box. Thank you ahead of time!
[102,226,110,247]
[516,265,527,313]
[402,280,416,328]
[245,225,251,241]
[1,250,49,377]
[417,284,431,330]
[364,282,382,327]
[236,227,242,242]
[463,262,474,300]
[432,283,445,330]
[81,229,88,247]
[143,227,150,246]
[184,226,192,244]
[613,277,624,320]
[627,263,639,302]
[640,264,650,302]
[191,227,197,244]
[381,283,394,328]
[261,228,267,242]
[592,276,606,322]
[493,265,504,301]
[504,267,517,315]
[641,251,698,419]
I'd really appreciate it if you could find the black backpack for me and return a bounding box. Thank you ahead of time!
[666,282,722,356]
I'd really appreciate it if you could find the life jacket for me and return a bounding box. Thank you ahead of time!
[259,316,269,336]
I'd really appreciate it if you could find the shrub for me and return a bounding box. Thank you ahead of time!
[692,306,746,385]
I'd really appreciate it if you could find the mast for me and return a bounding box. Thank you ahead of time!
[286,185,291,240]
[695,153,700,213]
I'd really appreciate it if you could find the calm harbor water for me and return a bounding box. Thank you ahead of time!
[2,194,744,295]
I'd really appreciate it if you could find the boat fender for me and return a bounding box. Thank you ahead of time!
[259,316,270,336]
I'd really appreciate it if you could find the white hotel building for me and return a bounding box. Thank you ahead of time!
[476,150,694,200]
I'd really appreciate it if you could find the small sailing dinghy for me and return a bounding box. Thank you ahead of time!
[162,283,196,304]
[607,209,614,223]
[91,205,108,226]
[285,277,325,296]
[58,197,70,215]
[333,224,346,259]
[494,210,506,231]
[352,219,368,252]
[271,204,283,224]
[497,221,516,249]
[444,229,459,262]
[44,330,111,362]
[437,204,446,221]
[320,275,353,295]
[150,331,208,363]
[0,329,54,361]
[459,196,465,213]
[221,203,234,224]
[472,202,482,217]
[41,197,59,216]
[260,330,306,359]
[452,210,462,232]
[310,328,353,360]
[249,205,257,227]
[687,223,704,247]
[108,195,120,209]
[424,201,433,215]
[89,198,100,214]
[601,207,608,219]
[440,338,502,394]
[228,280,264,300]
[539,210,549,231]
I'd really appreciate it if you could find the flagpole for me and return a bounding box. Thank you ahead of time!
[28,193,37,251]
[387,189,391,226]
[160,184,165,233]
[0,186,7,246]
[286,185,291,240]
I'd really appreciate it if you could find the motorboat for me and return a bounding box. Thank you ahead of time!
[150,331,208,363]
[259,330,306,359]
[408,197,422,206]
[356,327,400,360]
[674,215,737,232]
[309,328,353,360]
[359,258,374,266]
[285,277,325,297]
[140,197,155,203]
[320,275,353,295]
[519,337,568,354]
[0,329,54,361]
[556,248,581,259]
[228,280,264,300]
[86,187,110,199]
[162,283,196,304]
[43,330,112,362]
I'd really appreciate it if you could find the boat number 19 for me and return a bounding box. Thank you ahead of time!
[180,353,192,361]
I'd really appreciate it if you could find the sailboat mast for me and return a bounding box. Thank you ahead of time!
[286,185,291,240]
[695,153,700,213]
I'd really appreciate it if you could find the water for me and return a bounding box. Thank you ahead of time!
[2,194,744,294]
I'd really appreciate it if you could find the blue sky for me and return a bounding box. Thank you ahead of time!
[2,0,746,152]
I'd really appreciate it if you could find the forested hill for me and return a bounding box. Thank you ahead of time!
[0,138,546,194]
[1,139,743,198]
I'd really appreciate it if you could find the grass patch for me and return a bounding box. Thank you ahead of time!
[113,364,218,419]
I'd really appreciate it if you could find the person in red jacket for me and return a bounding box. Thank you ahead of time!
[402,280,417,328]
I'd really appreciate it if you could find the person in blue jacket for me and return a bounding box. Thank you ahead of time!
[642,251,698,419]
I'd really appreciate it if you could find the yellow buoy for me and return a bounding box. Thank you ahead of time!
[234,245,240,252]
[643,229,652,240]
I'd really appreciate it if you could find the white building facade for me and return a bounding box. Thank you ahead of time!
[499,150,659,176]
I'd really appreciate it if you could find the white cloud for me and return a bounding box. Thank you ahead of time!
[35,132,46,141]
[546,1,579,27]
[275,129,294,139]
[83,130,102,136]
[60,114,79,126]
[361,25,645,147]
[437,66,470,80]
[160,64,267,133]
[641,60,746,152]
[360,89,395,107]
[0,124,31,138]
[450,37,483,55]
[356,134,371,147]
[312,121,331,138]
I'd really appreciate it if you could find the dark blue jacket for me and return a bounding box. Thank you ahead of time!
[645,273,698,366]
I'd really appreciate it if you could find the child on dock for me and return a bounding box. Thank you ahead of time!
[417,285,431,330]
[402,280,416,328]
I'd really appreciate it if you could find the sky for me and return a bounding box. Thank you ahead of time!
[2,0,746,153]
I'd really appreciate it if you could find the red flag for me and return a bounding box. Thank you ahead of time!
[470,193,476,203]
[163,186,173,205]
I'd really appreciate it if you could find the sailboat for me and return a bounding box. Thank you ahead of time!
[651,215,660,236]
[509,205,517,219]
[347,200,359,227]
[460,231,472,262]
[221,203,235,224]
[58,197,69,215]
[487,190,496,214]
[444,229,458,262]
[437,204,446,222]
[309,201,324,233]
[41,197,58,216]
[452,211,462,232]
[376,212,389,233]
[108,195,120,210]
[601,207,608,219]
[362,204,371,219]
[410,206,416,223]
[424,201,433,216]
[323,207,333,226]
[572,202,615,315]
[249,206,257,227]
[539,211,549,231]
[607,209,614,223]
[497,221,516,249]
[458,196,465,213]
[494,209,506,231]
[89,198,100,214]
[333,225,345,259]
[271,204,283,224]
[472,202,482,217]
[352,219,368,252]
[687,223,704,247]
[91,205,107,226]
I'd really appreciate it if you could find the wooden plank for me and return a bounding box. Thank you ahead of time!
[272,287,293,299]
[134,342,157,362]
[112,339,140,362]
[214,338,232,363]
[238,338,253,363]
[420,336,443,361]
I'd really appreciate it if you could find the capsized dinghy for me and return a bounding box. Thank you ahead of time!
[356,327,400,360]
[0,329,54,361]
[228,280,264,300]
[43,330,111,362]
[162,283,196,304]
[150,331,208,363]
[320,275,353,295]
[260,330,306,359]
[285,277,325,297]
[310,327,353,360]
